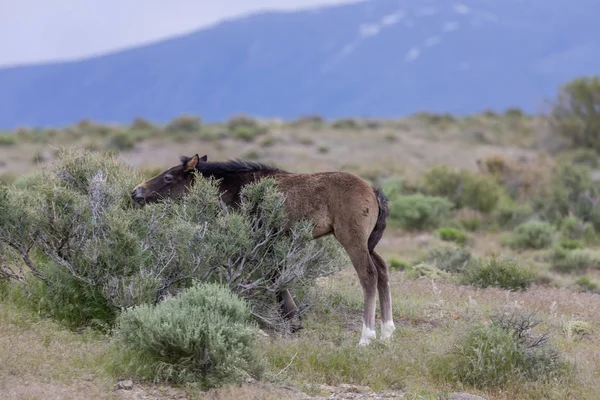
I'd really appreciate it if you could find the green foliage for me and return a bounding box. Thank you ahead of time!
[493,198,534,229]
[533,163,600,230]
[462,174,503,213]
[424,246,471,273]
[331,118,359,130]
[431,310,566,389]
[112,282,263,388]
[560,216,597,243]
[405,263,451,281]
[0,150,344,331]
[454,209,482,232]
[0,133,17,146]
[508,221,558,250]
[227,115,267,142]
[379,176,404,200]
[464,256,536,290]
[421,165,503,213]
[437,227,469,245]
[548,247,600,274]
[549,76,600,153]
[165,115,202,134]
[574,276,599,292]
[106,131,137,151]
[388,257,411,271]
[388,194,453,231]
[504,107,524,119]
[560,239,583,250]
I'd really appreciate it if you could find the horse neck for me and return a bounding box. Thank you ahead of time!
[196,168,283,206]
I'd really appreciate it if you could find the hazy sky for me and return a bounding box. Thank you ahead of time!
[0,0,359,67]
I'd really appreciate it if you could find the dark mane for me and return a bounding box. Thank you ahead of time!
[180,156,287,177]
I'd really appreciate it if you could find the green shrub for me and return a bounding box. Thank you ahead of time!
[560,239,583,250]
[504,107,524,119]
[331,118,359,129]
[106,131,137,151]
[421,165,464,206]
[533,163,600,230]
[227,115,267,141]
[421,165,503,213]
[165,115,202,134]
[437,227,469,245]
[0,134,16,146]
[465,256,536,290]
[405,263,451,280]
[493,198,534,229]
[548,76,600,153]
[424,246,471,273]
[389,194,453,230]
[388,257,411,271]
[380,176,405,201]
[508,221,558,250]
[461,174,503,213]
[454,209,482,232]
[549,247,599,274]
[432,310,566,389]
[112,282,263,388]
[574,276,599,293]
[560,216,596,242]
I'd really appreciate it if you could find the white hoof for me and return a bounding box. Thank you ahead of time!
[359,323,376,346]
[381,320,396,341]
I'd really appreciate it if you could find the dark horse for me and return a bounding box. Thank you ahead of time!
[131,154,394,346]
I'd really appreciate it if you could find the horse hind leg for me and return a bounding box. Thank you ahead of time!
[336,231,378,346]
[371,250,395,341]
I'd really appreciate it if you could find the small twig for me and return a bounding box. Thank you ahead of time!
[274,351,298,378]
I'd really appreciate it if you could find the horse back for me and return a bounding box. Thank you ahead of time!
[273,171,380,239]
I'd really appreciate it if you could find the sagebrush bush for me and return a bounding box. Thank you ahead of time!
[106,131,137,151]
[405,263,451,281]
[421,165,503,213]
[389,194,453,230]
[112,282,264,388]
[165,115,202,133]
[424,246,471,273]
[437,227,469,245]
[560,216,597,243]
[453,208,482,232]
[0,149,345,330]
[388,257,411,271]
[461,174,503,213]
[574,276,598,292]
[533,163,600,230]
[508,221,558,250]
[0,133,16,146]
[431,310,566,389]
[227,115,267,141]
[560,239,583,250]
[493,198,534,229]
[548,247,599,274]
[464,256,536,290]
[549,76,600,153]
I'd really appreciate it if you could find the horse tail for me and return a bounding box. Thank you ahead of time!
[367,186,389,253]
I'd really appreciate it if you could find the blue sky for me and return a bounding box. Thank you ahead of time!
[0,0,359,67]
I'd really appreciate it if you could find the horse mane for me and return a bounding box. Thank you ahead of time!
[180,156,287,177]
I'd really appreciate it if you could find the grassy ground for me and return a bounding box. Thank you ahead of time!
[1,113,599,399]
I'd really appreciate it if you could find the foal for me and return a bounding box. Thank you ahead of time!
[131,154,395,345]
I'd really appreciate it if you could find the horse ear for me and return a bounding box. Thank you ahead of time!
[199,155,208,162]
[184,154,200,171]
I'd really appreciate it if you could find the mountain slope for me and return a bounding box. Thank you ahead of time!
[1,0,599,129]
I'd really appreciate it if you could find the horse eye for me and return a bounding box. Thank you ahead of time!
[164,174,173,183]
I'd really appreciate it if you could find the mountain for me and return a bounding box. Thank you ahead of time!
[1,0,599,129]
